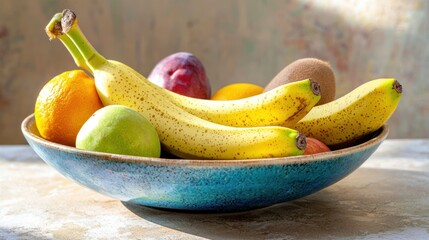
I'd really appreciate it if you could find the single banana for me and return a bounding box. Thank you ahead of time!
[46,9,306,159]
[160,79,321,127]
[294,78,402,147]
[47,14,321,128]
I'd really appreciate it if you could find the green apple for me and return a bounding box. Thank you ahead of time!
[76,105,161,157]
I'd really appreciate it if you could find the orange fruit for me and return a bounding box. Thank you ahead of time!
[210,83,264,100]
[35,70,104,146]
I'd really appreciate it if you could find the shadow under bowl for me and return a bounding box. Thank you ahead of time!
[22,114,388,212]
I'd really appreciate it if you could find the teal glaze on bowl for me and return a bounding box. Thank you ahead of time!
[22,114,388,212]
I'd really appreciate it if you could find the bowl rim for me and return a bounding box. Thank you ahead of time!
[22,114,388,167]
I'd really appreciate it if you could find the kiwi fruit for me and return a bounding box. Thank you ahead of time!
[265,58,336,105]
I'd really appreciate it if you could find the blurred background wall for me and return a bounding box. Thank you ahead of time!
[1,0,428,144]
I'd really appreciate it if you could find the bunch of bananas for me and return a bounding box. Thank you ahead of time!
[44,10,402,160]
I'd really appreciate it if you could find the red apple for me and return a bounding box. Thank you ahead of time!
[148,52,211,99]
[304,137,331,155]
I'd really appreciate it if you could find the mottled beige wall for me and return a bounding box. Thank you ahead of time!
[1,0,428,144]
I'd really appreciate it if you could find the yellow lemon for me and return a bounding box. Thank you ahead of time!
[211,83,264,100]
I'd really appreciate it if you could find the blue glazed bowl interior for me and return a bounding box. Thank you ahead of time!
[22,114,388,212]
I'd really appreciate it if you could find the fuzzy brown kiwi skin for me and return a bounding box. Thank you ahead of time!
[265,58,336,105]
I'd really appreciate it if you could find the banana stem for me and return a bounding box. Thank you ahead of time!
[393,80,402,94]
[60,9,107,72]
[45,12,92,73]
[59,34,93,74]
[45,13,63,40]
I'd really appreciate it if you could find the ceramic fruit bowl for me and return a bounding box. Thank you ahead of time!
[22,114,388,212]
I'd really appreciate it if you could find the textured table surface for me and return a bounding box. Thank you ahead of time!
[1,140,429,240]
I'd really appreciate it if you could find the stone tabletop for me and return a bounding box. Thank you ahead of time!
[1,140,429,239]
